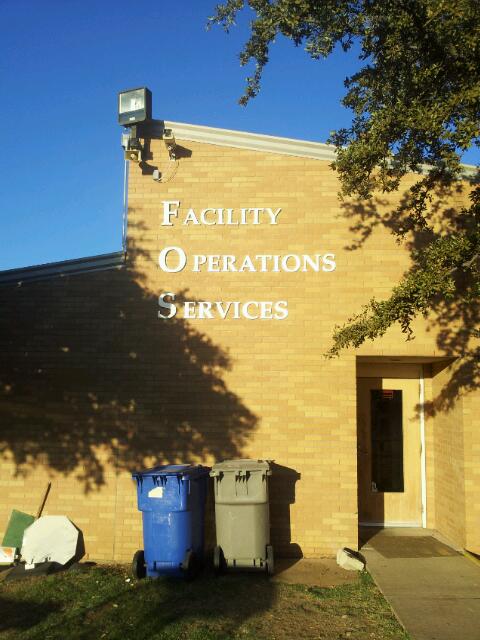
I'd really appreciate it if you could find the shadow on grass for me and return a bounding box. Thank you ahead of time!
[0,568,278,640]
[0,566,409,640]
[0,594,61,634]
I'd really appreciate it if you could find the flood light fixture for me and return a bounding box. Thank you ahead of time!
[119,87,152,163]
[118,87,152,126]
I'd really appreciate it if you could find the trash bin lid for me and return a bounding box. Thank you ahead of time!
[132,464,210,479]
[210,459,272,474]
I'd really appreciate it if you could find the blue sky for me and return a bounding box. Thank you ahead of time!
[1,1,478,271]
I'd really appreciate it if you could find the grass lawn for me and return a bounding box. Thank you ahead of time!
[0,565,409,640]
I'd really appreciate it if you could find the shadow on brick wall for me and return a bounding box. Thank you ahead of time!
[0,223,258,491]
[339,180,480,415]
[269,463,302,557]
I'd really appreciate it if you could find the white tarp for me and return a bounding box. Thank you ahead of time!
[21,515,79,566]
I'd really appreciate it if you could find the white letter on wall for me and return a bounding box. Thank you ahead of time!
[322,254,336,272]
[161,201,180,226]
[158,246,187,273]
[158,293,177,319]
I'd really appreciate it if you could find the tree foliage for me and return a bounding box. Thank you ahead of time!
[210,0,480,373]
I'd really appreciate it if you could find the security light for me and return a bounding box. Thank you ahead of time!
[118,87,152,163]
[118,87,152,126]
[163,129,177,160]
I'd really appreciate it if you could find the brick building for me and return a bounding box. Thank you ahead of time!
[0,117,478,561]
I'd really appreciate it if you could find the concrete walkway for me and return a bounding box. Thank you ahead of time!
[361,528,480,640]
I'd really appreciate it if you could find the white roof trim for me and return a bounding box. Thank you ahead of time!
[160,120,337,161]
[150,120,477,175]
[0,251,125,285]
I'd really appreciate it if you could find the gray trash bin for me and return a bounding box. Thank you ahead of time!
[210,459,274,575]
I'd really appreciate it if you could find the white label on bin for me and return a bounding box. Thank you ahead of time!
[148,487,164,498]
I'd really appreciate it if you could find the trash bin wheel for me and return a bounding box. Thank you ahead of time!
[213,545,225,576]
[266,545,274,576]
[132,549,146,580]
[181,550,198,581]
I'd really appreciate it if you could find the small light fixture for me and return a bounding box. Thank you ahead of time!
[163,129,177,160]
[118,87,152,126]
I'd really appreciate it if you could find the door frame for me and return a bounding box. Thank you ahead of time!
[356,362,427,528]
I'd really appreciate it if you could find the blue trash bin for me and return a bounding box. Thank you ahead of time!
[132,464,210,579]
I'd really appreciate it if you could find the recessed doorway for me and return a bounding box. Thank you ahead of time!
[357,363,424,527]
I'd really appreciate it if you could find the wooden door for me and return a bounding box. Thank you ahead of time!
[357,369,422,525]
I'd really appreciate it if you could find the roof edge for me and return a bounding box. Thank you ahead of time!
[0,251,126,286]
[156,120,337,161]
[152,120,478,174]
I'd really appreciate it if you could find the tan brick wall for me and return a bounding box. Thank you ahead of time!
[463,387,480,553]
[430,362,466,547]
[0,134,478,561]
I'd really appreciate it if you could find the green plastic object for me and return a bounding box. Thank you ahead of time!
[2,510,35,549]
